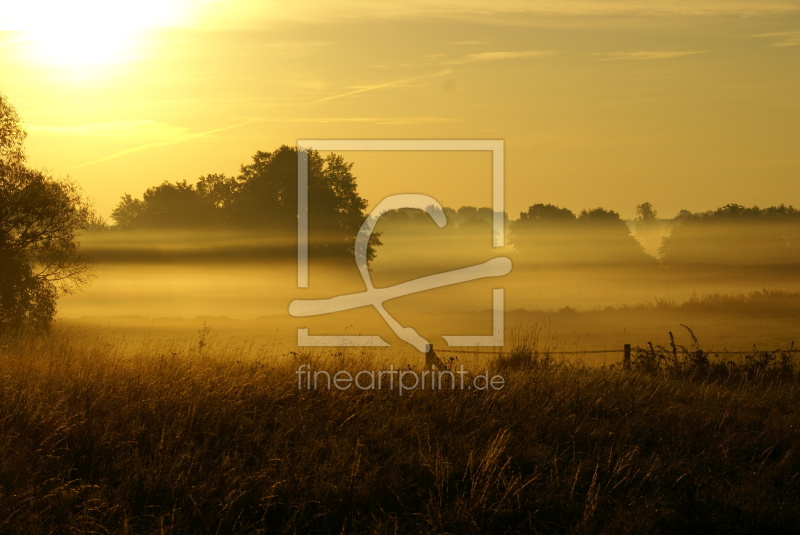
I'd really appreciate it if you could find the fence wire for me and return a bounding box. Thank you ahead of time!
[433,347,798,356]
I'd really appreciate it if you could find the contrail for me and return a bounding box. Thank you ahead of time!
[71,119,255,169]
[71,68,449,168]
[312,69,452,103]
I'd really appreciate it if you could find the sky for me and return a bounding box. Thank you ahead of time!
[1,0,799,220]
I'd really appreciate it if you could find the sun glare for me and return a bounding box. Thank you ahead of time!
[4,0,190,67]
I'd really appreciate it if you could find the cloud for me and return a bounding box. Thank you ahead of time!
[752,31,800,47]
[264,0,800,21]
[26,120,187,139]
[312,69,452,103]
[370,49,552,72]
[431,0,800,16]
[297,117,456,125]
[591,50,706,60]
[442,50,553,65]
[167,1,800,31]
[72,120,254,169]
[0,32,25,48]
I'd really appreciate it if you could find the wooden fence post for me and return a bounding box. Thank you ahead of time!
[623,344,631,369]
[425,344,446,369]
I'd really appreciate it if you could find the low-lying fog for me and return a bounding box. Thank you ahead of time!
[58,220,800,355]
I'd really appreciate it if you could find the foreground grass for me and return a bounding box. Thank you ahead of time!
[1,333,799,534]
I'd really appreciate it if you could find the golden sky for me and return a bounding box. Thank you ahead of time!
[1,0,799,219]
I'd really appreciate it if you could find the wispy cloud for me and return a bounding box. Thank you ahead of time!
[185,1,800,31]
[72,120,254,169]
[312,69,452,103]
[435,0,800,16]
[27,120,186,139]
[371,48,552,72]
[591,50,706,61]
[752,31,800,47]
[297,117,456,125]
[452,40,491,45]
[253,0,800,22]
[442,50,553,65]
[0,32,26,49]
[324,49,550,98]
[457,0,800,16]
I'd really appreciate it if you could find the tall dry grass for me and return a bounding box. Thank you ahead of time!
[0,329,799,534]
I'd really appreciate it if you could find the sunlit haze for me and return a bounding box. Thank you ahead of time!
[3,3,800,529]
[1,0,799,350]
[1,1,798,218]
[1,1,194,67]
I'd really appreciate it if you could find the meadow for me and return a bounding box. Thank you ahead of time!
[1,328,799,534]
[8,221,800,533]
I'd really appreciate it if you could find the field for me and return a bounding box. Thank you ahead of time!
[4,1,800,532]
[2,330,799,534]
[14,229,800,533]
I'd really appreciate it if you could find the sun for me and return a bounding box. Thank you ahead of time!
[4,1,190,68]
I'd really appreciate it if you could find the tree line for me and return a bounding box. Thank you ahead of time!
[109,145,380,262]
[2,91,799,333]
[105,166,800,269]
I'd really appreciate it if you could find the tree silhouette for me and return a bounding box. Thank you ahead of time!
[661,204,800,267]
[110,193,144,230]
[511,204,579,265]
[233,146,299,229]
[140,181,219,228]
[196,173,237,210]
[512,204,652,266]
[576,208,653,265]
[110,145,380,261]
[636,202,657,222]
[0,94,92,333]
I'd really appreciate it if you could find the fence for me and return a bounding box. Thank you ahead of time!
[425,344,799,369]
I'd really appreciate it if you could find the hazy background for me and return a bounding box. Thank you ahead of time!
[1,1,798,356]
[58,204,800,356]
[1,1,799,219]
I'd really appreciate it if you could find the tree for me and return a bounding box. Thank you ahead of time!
[576,208,652,265]
[196,173,238,210]
[110,193,144,230]
[0,94,92,333]
[0,95,25,169]
[636,202,657,222]
[231,145,379,259]
[511,204,578,265]
[307,151,378,260]
[660,204,800,267]
[632,202,670,258]
[111,145,380,262]
[511,204,653,266]
[139,180,218,228]
[516,204,577,227]
[233,146,301,229]
[112,180,227,229]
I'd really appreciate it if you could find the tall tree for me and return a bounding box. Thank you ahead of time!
[0,94,92,333]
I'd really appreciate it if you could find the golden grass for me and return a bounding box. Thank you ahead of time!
[1,331,799,533]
